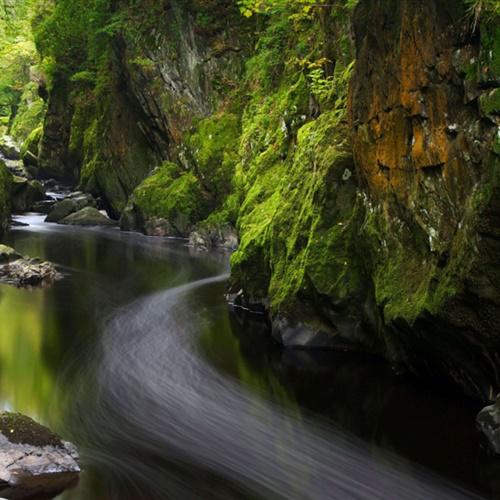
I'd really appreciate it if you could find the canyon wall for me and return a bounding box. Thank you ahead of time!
[25,0,500,398]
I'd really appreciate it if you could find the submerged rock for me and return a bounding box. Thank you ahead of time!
[59,207,116,227]
[477,396,500,455]
[0,412,80,499]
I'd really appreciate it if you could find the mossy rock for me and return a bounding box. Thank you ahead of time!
[59,207,116,226]
[128,162,209,237]
[0,412,63,448]
[21,126,43,167]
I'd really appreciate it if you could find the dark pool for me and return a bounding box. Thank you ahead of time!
[0,214,497,500]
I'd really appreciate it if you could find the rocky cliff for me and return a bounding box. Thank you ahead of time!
[19,0,500,399]
[350,0,500,399]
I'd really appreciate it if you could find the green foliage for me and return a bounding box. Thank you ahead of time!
[0,0,39,124]
[465,0,500,29]
[10,82,45,143]
[238,0,358,19]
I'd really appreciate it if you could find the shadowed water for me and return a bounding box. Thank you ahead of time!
[0,215,496,499]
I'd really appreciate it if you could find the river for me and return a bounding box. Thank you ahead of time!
[0,214,496,499]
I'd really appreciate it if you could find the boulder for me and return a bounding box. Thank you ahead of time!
[59,207,116,227]
[32,199,57,214]
[11,178,46,213]
[189,225,238,251]
[45,193,96,223]
[0,412,80,499]
[477,396,500,454]
[143,217,175,237]
[0,258,62,287]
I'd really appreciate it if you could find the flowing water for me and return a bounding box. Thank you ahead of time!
[0,214,497,499]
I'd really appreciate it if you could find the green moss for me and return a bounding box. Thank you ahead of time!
[185,112,240,206]
[10,82,45,144]
[20,125,43,157]
[0,412,63,448]
[130,161,209,236]
[480,87,500,116]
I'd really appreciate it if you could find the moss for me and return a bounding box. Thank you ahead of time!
[480,20,500,80]
[20,125,43,157]
[9,82,46,144]
[130,161,209,236]
[0,412,63,448]
[480,87,500,117]
[185,112,240,206]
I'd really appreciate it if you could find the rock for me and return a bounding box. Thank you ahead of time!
[0,258,62,287]
[477,396,500,454]
[272,315,339,349]
[189,225,238,251]
[32,199,57,214]
[22,149,38,168]
[45,198,78,222]
[0,412,79,499]
[59,207,116,226]
[20,126,42,169]
[11,178,46,213]
[45,192,96,223]
[0,245,21,264]
[143,217,175,237]
[0,136,21,161]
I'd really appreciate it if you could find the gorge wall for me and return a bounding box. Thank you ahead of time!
[4,0,500,399]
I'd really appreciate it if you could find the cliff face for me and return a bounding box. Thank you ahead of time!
[28,0,500,399]
[37,0,250,220]
[350,0,500,398]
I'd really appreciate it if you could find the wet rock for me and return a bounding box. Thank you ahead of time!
[143,217,175,237]
[189,225,238,251]
[0,258,62,288]
[0,412,79,499]
[11,177,46,213]
[31,199,57,214]
[477,396,500,454]
[45,192,95,223]
[59,207,116,227]
[272,315,338,348]
[0,136,20,161]
[45,198,78,222]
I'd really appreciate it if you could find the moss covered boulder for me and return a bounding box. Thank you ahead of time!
[11,176,46,213]
[0,412,80,499]
[21,126,43,168]
[60,206,116,227]
[121,162,209,237]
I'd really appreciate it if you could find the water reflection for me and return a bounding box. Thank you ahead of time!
[0,215,495,499]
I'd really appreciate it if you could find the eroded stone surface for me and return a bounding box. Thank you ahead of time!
[0,413,79,499]
[0,257,62,288]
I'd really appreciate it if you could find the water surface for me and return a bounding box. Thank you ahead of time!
[0,215,496,499]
